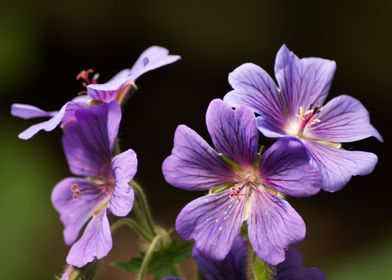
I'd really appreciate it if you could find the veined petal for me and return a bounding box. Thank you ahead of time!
[61,101,89,125]
[63,102,121,177]
[66,210,112,268]
[193,235,247,280]
[87,69,130,103]
[275,45,336,116]
[109,149,137,217]
[224,63,288,137]
[11,103,57,119]
[275,248,326,280]
[162,125,234,191]
[260,137,321,197]
[248,188,306,265]
[51,178,106,245]
[304,95,383,142]
[304,140,378,192]
[176,190,246,260]
[17,102,68,140]
[128,46,181,80]
[206,99,259,166]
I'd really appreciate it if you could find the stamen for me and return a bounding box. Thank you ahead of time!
[76,69,100,94]
[71,183,82,199]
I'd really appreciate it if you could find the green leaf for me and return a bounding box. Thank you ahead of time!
[253,257,274,280]
[115,240,193,279]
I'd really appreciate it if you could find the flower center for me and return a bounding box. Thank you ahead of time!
[229,169,258,200]
[70,178,115,200]
[286,105,321,137]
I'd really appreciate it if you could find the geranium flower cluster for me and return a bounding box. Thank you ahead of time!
[11,46,180,269]
[162,45,381,274]
[11,44,381,280]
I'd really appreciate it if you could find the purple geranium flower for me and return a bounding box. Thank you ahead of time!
[164,237,325,280]
[51,101,137,267]
[11,46,180,140]
[86,46,180,103]
[275,248,326,280]
[162,99,321,265]
[224,44,382,192]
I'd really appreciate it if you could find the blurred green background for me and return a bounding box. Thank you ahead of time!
[0,0,391,279]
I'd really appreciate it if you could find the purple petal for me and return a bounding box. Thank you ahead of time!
[275,248,326,280]
[109,149,137,217]
[62,102,121,177]
[176,190,246,260]
[206,99,259,166]
[304,140,378,192]
[87,46,180,103]
[61,266,78,280]
[162,125,234,191]
[274,44,336,117]
[259,137,321,197]
[193,235,247,280]
[248,188,306,265]
[61,101,89,126]
[11,103,57,119]
[304,95,383,142]
[51,178,107,245]
[128,46,181,80]
[224,63,288,137]
[17,102,68,140]
[66,210,112,268]
[87,69,130,103]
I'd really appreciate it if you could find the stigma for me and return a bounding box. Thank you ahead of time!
[286,105,321,137]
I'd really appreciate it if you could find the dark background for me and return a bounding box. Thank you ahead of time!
[0,0,391,279]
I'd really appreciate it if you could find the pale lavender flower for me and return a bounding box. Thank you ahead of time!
[162,99,321,265]
[224,44,382,192]
[11,96,89,140]
[11,46,180,139]
[86,46,180,103]
[52,101,137,267]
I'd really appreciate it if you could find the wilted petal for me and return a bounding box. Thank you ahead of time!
[224,63,287,137]
[275,45,336,117]
[162,125,234,191]
[66,210,112,268]
[109,149,137,217]
[304,140,378,192]
[260,137,321,197]
[176,190,246,260]
[206,99,259,166]
[129,46,181,80]
[193,235,247,280]
[51,178,106,245]
[17,102,68,140]
[63,102,121,177]
[11,103,57,119]
[248,188,306,265]
[275,248,326,280]
[304,95,383,142]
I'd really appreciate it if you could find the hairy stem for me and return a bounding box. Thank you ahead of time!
[246,240,255,280]
[137,234,162,280]
[131,180,157,236]
[111,218,154,242]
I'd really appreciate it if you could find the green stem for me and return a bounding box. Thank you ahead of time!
[111,218,154,242]
[131,180,157,236]
[246,240,255,280]
[137,234,162,280]
[113,139,121,155]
